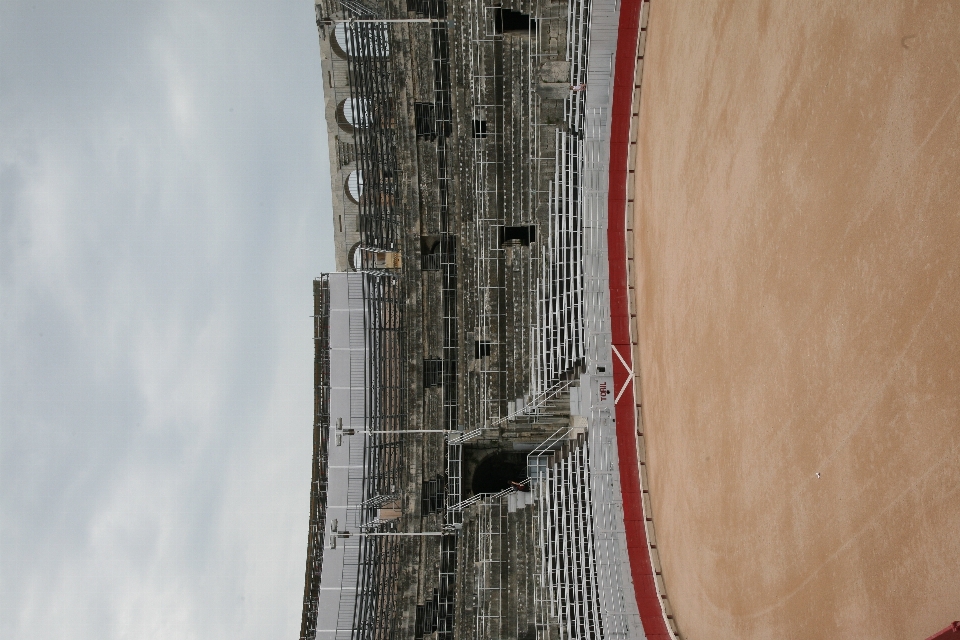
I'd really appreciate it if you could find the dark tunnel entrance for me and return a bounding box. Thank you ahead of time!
[470,451,527,495]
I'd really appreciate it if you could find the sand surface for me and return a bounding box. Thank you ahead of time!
[633,3,960,638]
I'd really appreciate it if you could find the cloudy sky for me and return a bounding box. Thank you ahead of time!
[1,2,333,638]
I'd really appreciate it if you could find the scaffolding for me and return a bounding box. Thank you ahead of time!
[350,535,406,640]
[423,0,465,529]
[346,20,403,265]
[410,0,459,435]
[463,0,507,429]
[317,0,425,271]
[300,277,334,640]
[458,0,592,414]
[351,273,407,640]
[296,272,407,640]
[300,0,655,638]
[320,4,469,636]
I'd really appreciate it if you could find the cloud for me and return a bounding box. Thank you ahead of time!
[0,1,334,638]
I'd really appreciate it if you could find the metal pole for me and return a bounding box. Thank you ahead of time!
[320,17,444,24]
[330,531,450,541]
[359,532,447,536]
[360,429,449,434]
[337,418,447,434]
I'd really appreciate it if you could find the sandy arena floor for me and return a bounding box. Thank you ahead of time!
[632,3,960,639]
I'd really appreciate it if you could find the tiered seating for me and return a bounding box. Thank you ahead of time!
[530,433,604,640]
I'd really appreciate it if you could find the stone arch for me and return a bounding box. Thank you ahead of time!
[469,450,527,496]
[329,23,350,59]
[335,98,371,133]
[346,241,361,272]
[344,170,363,204]
[331,23,391,59]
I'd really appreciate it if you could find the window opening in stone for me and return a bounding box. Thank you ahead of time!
[494,9,536,34]
[474,340,491,359]
[423,359,444,387]
[414,102,436,139]
[421,236,441,270]
[501,225,536,246]
[472,119,487,138]
[336,137,355,168]
[420,475,447,515]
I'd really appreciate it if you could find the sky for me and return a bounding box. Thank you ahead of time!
[0,2,334,638]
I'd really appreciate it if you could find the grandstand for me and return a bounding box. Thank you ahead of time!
[298,0,669,639]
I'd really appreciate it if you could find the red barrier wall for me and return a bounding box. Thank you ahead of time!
[607,1,671,637]
[927,622,960,640]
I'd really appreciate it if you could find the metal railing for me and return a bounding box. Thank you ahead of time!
[530,434,603,640]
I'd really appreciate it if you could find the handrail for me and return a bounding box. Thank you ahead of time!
[446,427,483,445]
[445,481,527,513]
[491,377,577,426]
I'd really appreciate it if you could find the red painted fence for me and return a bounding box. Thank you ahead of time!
[606,0,672,638]
[927,622,960,640]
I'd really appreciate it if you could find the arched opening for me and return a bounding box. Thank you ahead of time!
[347,241,361,272]
[329,23,351,59]
[331,23,391,58]
[470,451,527,495]
[345,170,364,204]
[335,98,371,132]
[421,235,441,270]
